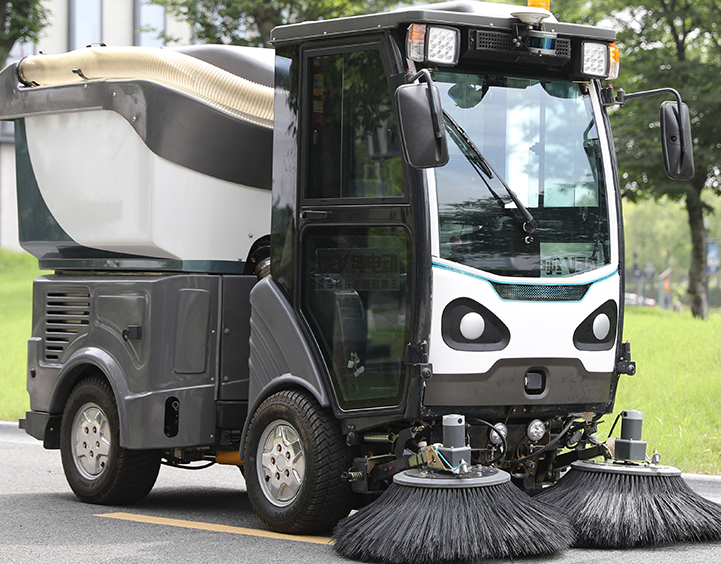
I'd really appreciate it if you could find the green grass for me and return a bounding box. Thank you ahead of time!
[611,306,721,474]
[0,249,46,421]
[1,249,719,473]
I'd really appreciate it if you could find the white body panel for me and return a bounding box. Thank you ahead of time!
[426,84,621,379]
[25,110,271,262]
[429,260,619,374]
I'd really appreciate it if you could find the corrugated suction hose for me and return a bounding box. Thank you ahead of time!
[17,46,273,124]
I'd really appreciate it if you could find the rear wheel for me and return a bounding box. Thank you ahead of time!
[245,389,355,534]
[60,375,161,505]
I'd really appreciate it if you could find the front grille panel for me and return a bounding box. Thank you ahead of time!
[491,282,590,302]
[44,291,91,361]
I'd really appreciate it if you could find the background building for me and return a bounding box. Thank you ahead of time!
[0,0,192,251]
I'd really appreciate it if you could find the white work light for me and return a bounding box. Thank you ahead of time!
[527,419,546,442]
[581,42,609,77]
[406,23,460,66]
[489,422,507,445]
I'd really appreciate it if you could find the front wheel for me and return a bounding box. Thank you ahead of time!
[60,375,161,505]
[244,390,355,534]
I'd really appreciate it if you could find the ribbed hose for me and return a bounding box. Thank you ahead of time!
[18,46,273,123]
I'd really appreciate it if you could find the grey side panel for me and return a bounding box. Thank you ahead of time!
[173,289,212,374]
[218,276,256,401]
[26,274,222,449]
[247,276,329,408]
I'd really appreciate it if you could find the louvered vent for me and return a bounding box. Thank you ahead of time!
[44,290,91,361]
[490,282,590,302]
[474,31,570,58]
[476,30,513,52]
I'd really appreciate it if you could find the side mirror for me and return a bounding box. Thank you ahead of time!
[395,77,449,169]
[660,101,694,180]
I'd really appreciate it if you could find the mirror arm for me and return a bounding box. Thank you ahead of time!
[406,68,443,138]
[612,87,689,160]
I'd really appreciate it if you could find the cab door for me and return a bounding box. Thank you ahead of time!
[297,38,415,412]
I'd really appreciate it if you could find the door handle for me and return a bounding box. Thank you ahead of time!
[300,210,331,220]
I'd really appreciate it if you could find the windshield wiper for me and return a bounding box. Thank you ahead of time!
[443,111,538,234]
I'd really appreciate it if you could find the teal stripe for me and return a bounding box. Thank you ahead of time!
[431,260,618,301]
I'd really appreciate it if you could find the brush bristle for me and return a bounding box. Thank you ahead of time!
[536,466,721,548]
[332,480,574,564]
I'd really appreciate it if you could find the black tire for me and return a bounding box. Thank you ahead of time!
[244,389,356,534]
[60,375,161,505]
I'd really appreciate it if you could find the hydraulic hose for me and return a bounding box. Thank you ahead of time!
[17,46,274,124]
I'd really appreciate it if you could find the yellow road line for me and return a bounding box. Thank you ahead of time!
[96,512,333,545]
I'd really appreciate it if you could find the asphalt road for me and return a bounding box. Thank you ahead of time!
[2,420,721,564]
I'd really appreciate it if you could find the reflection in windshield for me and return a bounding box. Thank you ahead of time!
[434,72,610,278]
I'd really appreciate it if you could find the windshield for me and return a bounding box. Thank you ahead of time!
[433,71,610,278]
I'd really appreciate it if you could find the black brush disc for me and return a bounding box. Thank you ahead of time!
[333,466,574,564]
[536,460,721,549]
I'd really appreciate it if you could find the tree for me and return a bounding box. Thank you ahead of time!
[551,0,721,318]
[149,0,401,47]
[606,0,721,319]
[0,1,49,67]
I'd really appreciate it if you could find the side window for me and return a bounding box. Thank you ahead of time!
[307,50,403,199]
[301,226,411,410]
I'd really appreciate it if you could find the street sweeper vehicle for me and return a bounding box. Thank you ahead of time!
[7,0,720,561]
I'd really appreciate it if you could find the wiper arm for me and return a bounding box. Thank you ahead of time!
[443,111,538,234]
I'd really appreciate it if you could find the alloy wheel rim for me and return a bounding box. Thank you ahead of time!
[256,419,306,507]
[71,402,111,480]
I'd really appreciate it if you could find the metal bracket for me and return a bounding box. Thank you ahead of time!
[122,325,143,341]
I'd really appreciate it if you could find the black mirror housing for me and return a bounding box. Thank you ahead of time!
[395,82,449,169]
[660,101,694,180]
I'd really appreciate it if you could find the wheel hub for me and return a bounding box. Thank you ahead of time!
[257,420,306,507]
[72,402,111,479]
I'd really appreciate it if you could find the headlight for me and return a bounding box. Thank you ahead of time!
[489,422,507,445]
[592,313,611,341]
[527,419,546,442]
[573,300,617,351]
[459,312,485,341]
[581,42,609,77]
[406,23,460,66]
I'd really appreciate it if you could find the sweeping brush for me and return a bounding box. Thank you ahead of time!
[536,460,721,548]
[535,409,721,549]
[332,415,575,564]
